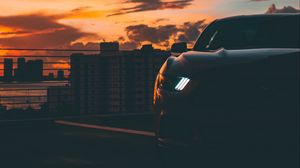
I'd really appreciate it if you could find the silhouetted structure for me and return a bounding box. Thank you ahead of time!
[71,43,170,114]
[14,58,26,81]
[171,42,188,53]
[71,54,103,114]
[13,58,44,81]
[47,73,55,80]
[100,42,119,52]
[57,70,65,80]
[17,58,26,69]
[0,104,6,113]
[26,60,43,81]
[47,85,73,113]
[4,59,13,81]
[141,44,154,52]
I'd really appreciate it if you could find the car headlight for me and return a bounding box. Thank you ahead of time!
[174,77,190,91]
[155,74,190,92]
[154,75,190,104]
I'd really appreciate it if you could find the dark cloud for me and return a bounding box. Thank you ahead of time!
[70,6,92,13]
[266,4,300,14]
[126,24,179,44]
[177,20,206,42]
[109,0,193,16]
[118,36,126,41]
[0,14,62,31]
[120,41,139,50]
[115,20,143,24]
[0,13,98,49]
[0,27,91,49]
[152,18,170,24]
[117,36,139,50]
[122,20,207,49]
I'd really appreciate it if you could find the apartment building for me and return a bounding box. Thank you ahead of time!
[70,42,170,114]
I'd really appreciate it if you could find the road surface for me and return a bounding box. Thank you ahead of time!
[0,116,160,168]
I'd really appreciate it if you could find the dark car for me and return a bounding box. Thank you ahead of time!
[154,14,299,168]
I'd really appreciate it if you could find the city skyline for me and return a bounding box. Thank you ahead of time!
[0,42,169,111]
[1,57,67,81]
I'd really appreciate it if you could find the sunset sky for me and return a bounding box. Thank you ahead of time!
[0,0,299,52]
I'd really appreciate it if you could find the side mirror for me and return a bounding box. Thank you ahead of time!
[171,42,187,54]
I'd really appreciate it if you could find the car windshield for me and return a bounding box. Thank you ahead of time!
[193,15,300,51]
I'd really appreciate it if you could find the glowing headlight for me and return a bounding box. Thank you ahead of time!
[174,77,190,91]
[154,74,190,92]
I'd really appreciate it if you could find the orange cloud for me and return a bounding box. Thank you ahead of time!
[52,60,70,69]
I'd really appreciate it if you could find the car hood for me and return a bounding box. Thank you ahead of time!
[165,48,300,77]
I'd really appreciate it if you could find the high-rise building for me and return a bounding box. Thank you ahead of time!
[4,58,13,81]
[71,54,106,114]
[70,43,170,114]
[26,60,43,81]
[14,58,26,81]
[47,85,74,113]
[100,42,119,53]
[17,58,26,69]
[57,70,65,80]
